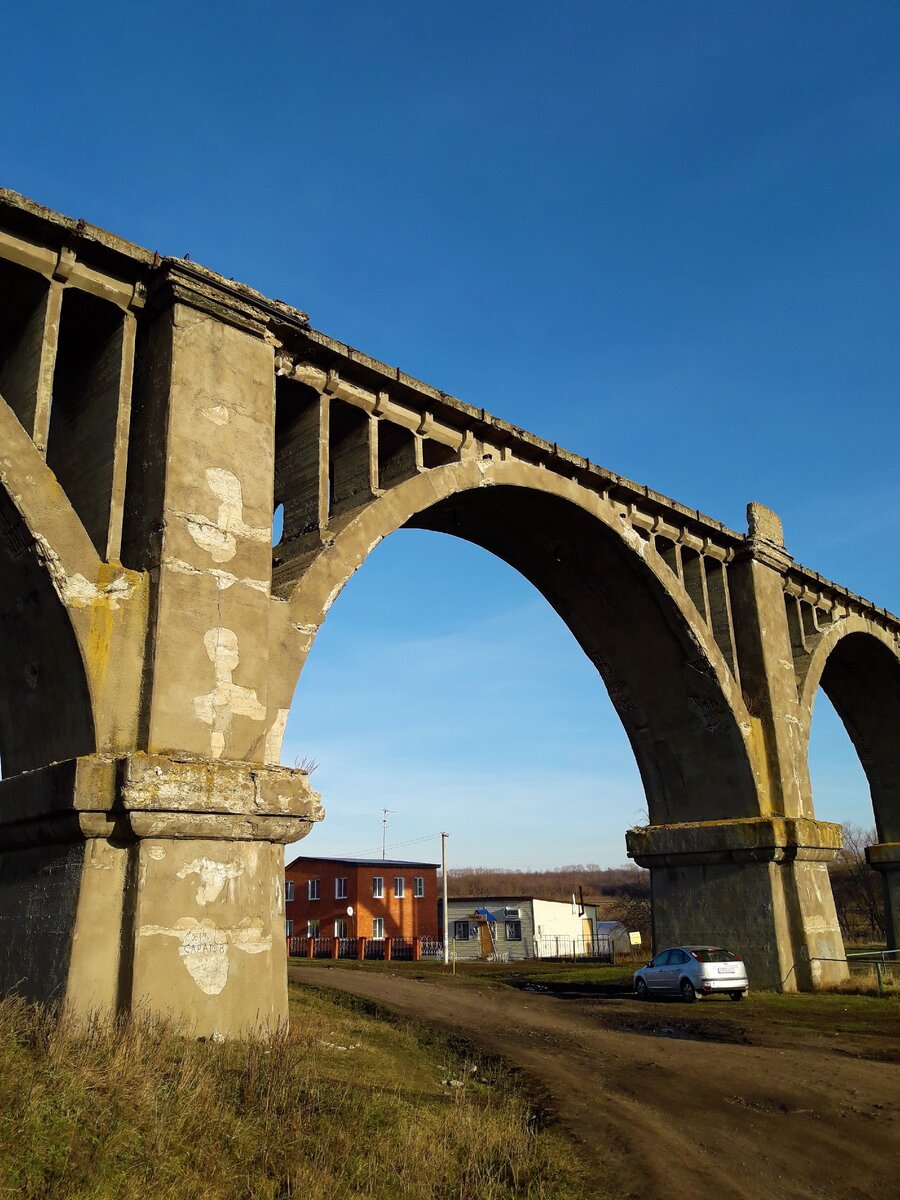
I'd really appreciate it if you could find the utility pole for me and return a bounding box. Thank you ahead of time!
[441,831,449,965]
[381,808,395,860]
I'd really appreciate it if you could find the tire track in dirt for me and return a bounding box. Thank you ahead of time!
[290,964,899,1200]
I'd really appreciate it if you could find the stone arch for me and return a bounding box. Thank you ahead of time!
[799,618,900,843]
[271,458,761,826]
[0,396,97,773]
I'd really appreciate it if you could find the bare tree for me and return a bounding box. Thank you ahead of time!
[829,824,884,944]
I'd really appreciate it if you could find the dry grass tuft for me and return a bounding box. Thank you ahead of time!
[0,990,584,1200]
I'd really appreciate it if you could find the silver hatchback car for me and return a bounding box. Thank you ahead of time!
[634,945,748,1002]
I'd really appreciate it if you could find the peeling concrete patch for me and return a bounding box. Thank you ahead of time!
[209,570,269,593]
[140,916,272,994]
[64,572,134,609]
[33,535,134,609]
[165,557,269,593]
[290,622,318,636]
[202,404,230,426]
[184,468,269,563]
[193,627,266,758]
[176,856,244,904]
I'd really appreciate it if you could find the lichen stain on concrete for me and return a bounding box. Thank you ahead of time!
[176,856,244,904]
[147,845,167,861]
[140,917,271,995]
[193,628,266,758]
[184,467,269,562]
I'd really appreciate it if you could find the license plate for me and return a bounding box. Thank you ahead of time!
[717,967,735,974]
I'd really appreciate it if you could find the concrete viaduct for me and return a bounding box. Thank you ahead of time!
[0,189,897,1036]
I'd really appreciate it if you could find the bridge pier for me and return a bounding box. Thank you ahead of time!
[0,754,320,1036]
[627,817,847,990]
[866,844,900,950]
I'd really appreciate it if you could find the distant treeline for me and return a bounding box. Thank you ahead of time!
[447,826,887,949]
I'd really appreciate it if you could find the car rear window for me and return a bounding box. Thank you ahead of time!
[691,949,740,962]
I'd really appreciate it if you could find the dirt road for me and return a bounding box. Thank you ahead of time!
[290,964,899,1200]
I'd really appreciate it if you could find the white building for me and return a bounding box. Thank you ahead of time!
[440,895,629,961]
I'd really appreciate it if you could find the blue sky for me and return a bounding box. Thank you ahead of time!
[3,3,897,866]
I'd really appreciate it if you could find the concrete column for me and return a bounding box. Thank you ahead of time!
[135,297,278,764]
[627,817,848,990]
[867,843,900,949]
[728,504,812,818]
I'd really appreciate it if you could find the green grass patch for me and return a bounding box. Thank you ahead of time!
[290,955,636,991]
[0,990,587,1200]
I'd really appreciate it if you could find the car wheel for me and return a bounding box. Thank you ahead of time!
[729,991,744,1002]
[635,978,649,1001]
[680,978,697,1003]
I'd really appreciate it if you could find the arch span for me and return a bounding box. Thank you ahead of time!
[272,459,761,826]
[0,394,97,773]
[800,619,900,844]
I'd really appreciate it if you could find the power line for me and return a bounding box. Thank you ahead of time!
[342,832,445,859]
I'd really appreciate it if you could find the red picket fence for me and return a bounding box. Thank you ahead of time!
[287,935,439,962]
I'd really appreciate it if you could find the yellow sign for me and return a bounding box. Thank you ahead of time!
[629,931,642,946]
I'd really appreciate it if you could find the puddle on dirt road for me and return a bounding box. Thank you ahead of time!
[601,1012,752,1045]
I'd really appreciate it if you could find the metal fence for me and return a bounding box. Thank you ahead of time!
[845,948,900,994]
[420,937,444,959]
[533,934,618,962]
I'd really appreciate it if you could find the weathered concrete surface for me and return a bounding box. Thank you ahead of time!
[627,817,846,988]
[0,753,321,1033]
[0,187,897,1029]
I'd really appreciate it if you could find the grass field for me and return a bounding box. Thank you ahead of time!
[0,988,586,1200]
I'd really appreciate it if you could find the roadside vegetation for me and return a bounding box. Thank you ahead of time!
[828,824,886,943]
[0,986,586,1200]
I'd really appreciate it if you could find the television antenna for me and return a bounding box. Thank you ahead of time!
[381,808,396,860]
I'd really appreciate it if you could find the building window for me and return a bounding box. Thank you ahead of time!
[335,877,348,900]
[285,919,294,937]
[394,876,405,898]
[307,919,319,938]
[285,880,295,902]
[505,920,522,941]
[308,879,320,901]
[372,917,385,938]
[453,921,470,940]
[372,876,384,899]
[335,918,348,938]
[414,876,424,898]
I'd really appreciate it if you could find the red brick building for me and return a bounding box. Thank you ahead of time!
[285,856,440,941]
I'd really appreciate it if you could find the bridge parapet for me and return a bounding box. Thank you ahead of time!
[268,341,751,683]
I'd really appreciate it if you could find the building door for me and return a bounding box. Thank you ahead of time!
[478,921,494,958]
